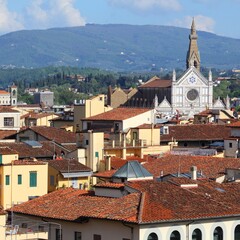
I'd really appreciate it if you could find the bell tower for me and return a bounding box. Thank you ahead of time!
[186,18,200,71]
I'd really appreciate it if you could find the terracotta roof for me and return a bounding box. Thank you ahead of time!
[9,179,240,224]
[133,124,161,129]
[0,90,9,95]
[93,170,116,178]
[127,180,240,223]
[0,130,17,139]
[143,154,240,179]
[0,106,19,113]
[139,76,172,88]
[160,124,230,142]
[10,187,140,223]
[16,126,77,144]
[95,182,125,189]
[228,121,240,128]
[83,107,151,121]
[27,112,57,119]
[0,141,76,159]
[0,147,18,155]
[48,159,92,172]
[5,159,47,166]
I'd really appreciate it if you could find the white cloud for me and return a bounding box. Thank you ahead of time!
[26,0,85,29]
[172,15,215,33]
[108,0,181,11]
[0,0,24,34]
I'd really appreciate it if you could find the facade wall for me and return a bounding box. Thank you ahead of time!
[231,129,240,137]
[0,112,20,130]
[1,163,48,208]
[224,139,238,158]
[140,218,240,240]
[48,166,90,191]
[122,110,154,131]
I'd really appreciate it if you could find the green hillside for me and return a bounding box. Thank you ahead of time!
[0,24,240,71]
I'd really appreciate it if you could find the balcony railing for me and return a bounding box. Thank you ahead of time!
[104,139,146,149]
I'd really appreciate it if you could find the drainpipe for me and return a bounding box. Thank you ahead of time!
[122,222,134,240]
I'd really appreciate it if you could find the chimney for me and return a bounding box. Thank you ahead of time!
[106,156,111,171]
[190,166,197,180]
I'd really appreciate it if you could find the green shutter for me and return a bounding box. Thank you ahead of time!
[5,175,10,185]
[95,152,99,158]
[30,172,37,187]
[0,155,2,164]
[18,175,22,185]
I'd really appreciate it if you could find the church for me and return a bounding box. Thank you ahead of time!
[107,19,228,118]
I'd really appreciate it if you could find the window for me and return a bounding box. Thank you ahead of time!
[86,140,89,145]
[229,142,233,148]
[93,234,101,240]
[50,175,55,186]
[95,152,99,158]
[18,175,22,185]
[192,228,202,240]
[5,175,10,185]
[30,172,37,187]
[147,232,158,240]
[56,228,62,240]
[4,117,14,127]
[213,227,223,240]
[235,225,240,240]
[114,123,120,132]
[170,230,181,240]
[87,122,92,130]
[133,132,138,140]
[75,232,81,240]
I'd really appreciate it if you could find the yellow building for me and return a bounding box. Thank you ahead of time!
[0,147,48,209]
[24,112,59,127]
[74,94,112,131]
[48,159,92,192]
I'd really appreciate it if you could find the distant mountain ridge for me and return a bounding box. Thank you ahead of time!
[0,24,240,71]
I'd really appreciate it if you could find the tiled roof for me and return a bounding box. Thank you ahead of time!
[0,106,19,113]
[9,179,240,224]
[133,124,161,129]
[95,182,125,189]
[15,126,77,144]
[127,180,240,223]
[139,76,172,88]
[93,170,116,178]
[0,90,9,95]
[0,141,76,159]
[10,187,141,223]
[83,107,151,121]
[228,121,240,128]
[48,159,92,172]
[143,154,240,179]
[160,124,230,142]
[27,112,57,119]
[0,147,18,155]
[0,130,17,139]
[5,159,47,166]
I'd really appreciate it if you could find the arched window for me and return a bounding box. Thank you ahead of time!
[147,232,158,240]
[192,228,202,240]
[194,60,198,69]
[234,225,240,240]
[170,230,180,240]
[213,227,223,240]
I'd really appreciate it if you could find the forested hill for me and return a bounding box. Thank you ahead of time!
[0,24,240,71]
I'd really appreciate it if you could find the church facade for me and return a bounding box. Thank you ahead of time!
[155,19,213,118]
[108,19,228,119]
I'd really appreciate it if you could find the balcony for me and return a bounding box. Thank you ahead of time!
[5,224,48,240]
[104,139,146,149]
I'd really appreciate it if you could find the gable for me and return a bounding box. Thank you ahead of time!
[157,97,172,110]
[213,97,226,109]
[176,66,208,87]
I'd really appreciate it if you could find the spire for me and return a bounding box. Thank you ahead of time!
[186,17,200,71]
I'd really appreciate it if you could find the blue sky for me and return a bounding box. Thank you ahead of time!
[1,0,240,38]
